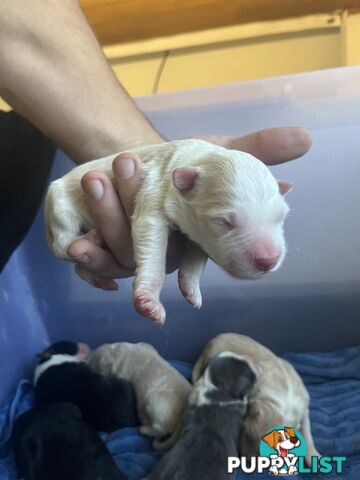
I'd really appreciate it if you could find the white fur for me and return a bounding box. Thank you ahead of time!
[192,333,320,466]
[189,365,216,407]
[88,342,192,449]
[34,354,78,385]
[45,139,289,323]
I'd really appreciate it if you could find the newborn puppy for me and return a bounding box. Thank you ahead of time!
[89,342,192,449]
[144,352,256,480]
[34,341,138,432]
[192,333,320,465]
[45,139,292,324]
[12,403,126,480]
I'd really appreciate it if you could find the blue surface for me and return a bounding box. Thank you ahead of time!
[1,351,359,480]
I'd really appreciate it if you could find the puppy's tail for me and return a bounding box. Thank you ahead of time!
[152,420,183,451]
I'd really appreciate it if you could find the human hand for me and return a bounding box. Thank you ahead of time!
[67,127,311,290]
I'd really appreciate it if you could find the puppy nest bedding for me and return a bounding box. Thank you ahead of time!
[1,347,359,480]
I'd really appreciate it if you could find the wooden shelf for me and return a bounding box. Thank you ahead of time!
[80,0,360,46]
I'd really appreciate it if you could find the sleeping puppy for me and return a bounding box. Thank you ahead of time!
[144,352,256,480]
[45,139,292,324]
[192,333,320,465]
[34,341,138,432]
[12,402,126,480]
[89,342,192,449]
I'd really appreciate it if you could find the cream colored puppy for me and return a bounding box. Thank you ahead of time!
[45,139,292,324]
[89,342,192,449]
[192,333,320,465]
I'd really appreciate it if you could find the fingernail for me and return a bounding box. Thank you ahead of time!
[73,254,90,264]
[85,179,104,200]
[114,157,135,179]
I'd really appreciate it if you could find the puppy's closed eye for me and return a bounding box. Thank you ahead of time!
[210,217,235,230]
[222,218,236,230]
[210,212,243,231]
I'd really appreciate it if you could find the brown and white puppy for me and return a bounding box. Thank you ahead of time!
[192,333,320,466]
[45,139,292,324]
[89,342,192,449]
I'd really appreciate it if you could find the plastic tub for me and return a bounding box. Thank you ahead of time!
[1,66,360,408]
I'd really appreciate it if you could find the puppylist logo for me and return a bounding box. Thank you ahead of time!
[228,426,346,475]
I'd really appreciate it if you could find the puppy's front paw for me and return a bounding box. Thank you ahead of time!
[178,272,202,309]
[182,286,202,309]
[134,292,166,324]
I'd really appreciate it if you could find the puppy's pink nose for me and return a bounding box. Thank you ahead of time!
[254,254,280,272]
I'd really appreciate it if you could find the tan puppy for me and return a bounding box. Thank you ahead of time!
[192,333,320,465]
[89,342,192,449]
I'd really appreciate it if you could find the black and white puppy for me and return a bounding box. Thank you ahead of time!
[34,341,138,432]
[144,352,256,480]
[12,402,126,480]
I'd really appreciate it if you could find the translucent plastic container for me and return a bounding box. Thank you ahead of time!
[1,66,359,408]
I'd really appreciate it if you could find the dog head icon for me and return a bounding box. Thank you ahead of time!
[262,427,300,458]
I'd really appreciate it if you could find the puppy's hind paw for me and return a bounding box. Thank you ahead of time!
[134,292,166,325]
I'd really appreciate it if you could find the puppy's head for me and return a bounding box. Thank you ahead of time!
[207,351,256,399]
[36,341,91,364]
[12,402,83,477]
[34,341,92,385]
[168,145,291,279]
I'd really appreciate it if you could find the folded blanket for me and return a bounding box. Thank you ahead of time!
[1,350,359,480]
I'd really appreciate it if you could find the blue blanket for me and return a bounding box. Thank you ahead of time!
[1,348,359,480]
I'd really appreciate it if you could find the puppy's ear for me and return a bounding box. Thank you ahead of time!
[36,351,52,363]
[262,430,277,448]
[277,179,293,195]
[285,427,296,438]
[231,359,256,398]
[209,354,256,398]
[172,168,199,194]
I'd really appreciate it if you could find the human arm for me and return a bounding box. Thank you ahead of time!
[0,0,162,164]
[0,2,311,288]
